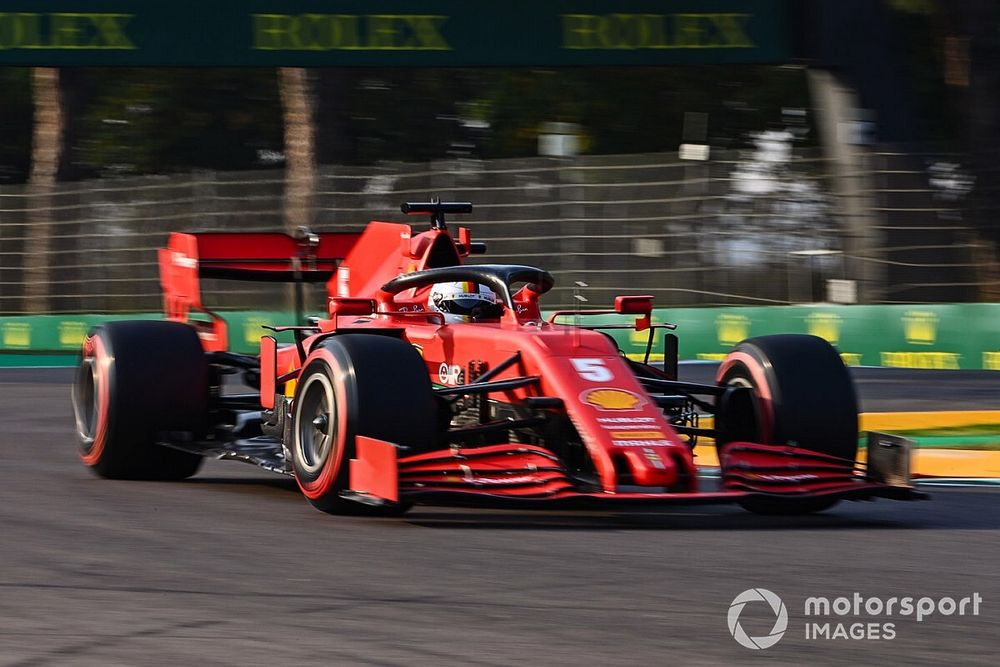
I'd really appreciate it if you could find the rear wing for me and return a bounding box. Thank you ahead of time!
[158,230,361,351]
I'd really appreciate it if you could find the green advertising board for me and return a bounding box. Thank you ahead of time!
[0,311,305,364]
[0,0,788,66]
[567,303,1000,370]
[4,303,1000,370]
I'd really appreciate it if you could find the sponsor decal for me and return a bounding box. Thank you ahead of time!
[984,351,1000,370]
[902,310,937,345]
[58,321,88,348]
[581,387,646,411]
[840,352,862,366]
[469,474,537,486]
[438,362,463,385]
[1,322,31,348]
[614,439,671,447]
[447,466,537,486]
[336,266,350,296]
[596,416,656,424]
[562,13,756,51]
[609,430,665,440]
[412,344,424,357]
[745,473,820,483]
[643,447,666,469]
[806,312,841,345]
[880,351,960,369]
[172,251,197,269]
[716,313,750,346]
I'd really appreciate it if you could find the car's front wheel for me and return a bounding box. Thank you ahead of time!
[290,334,437,515]
[716,334,859,515]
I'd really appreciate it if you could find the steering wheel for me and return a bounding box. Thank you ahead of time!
[380,264,554,309]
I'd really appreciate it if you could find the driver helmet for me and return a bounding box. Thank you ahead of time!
[429,282,502,323]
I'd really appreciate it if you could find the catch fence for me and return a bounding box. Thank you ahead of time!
[0,145,985,314]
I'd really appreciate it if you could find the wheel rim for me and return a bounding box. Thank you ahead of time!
[73,357,99,451]
[725,375,753,389]
[294,371,338,475]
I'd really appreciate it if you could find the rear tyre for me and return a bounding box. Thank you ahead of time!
[291,334,437,515]
[716,334,858,515]
[73,321,207,480]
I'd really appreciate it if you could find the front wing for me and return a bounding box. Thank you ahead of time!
[344,436,926,510]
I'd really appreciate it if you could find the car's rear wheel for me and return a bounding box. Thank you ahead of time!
[291,334,437,515]
[73,321,207,480]
[716,334,858,515]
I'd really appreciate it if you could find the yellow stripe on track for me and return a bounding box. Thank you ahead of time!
[910,450,1000,478]
[692,444,1000,477]
[698,411,1000,433]
[860,411,1000,431]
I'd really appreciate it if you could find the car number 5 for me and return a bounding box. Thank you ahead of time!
[571,358,613,382]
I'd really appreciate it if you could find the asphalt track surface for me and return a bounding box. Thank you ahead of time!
[1,367,998,665]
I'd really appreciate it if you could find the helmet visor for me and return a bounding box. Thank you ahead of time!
[438,296,492,316]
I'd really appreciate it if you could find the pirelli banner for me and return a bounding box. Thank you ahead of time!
[0,311,305,364]
[5,304,1000,370]
[0,0,788,66]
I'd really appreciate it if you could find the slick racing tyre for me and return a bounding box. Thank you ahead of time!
[291,334,437,515]
[73,321,207,480]
[716,334,859,515]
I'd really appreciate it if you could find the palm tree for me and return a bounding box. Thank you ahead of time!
[278,67,316,233]
[24,68,63,314]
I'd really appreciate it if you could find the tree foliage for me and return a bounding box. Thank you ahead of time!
[59,68,283,180]
[0,64,826,182]
[0,68,32,184]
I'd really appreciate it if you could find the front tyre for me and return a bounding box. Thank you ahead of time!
[291,334,437,515]
[717,334,859,515]
[73,321,207,480]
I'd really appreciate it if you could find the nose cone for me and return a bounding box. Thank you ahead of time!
[618,447,679,487]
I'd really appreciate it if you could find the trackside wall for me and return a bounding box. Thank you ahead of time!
[3,303,1000,369]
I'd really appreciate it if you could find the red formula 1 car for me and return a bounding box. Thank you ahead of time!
[72,201,922,515]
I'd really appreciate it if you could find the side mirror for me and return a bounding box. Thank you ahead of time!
[328,298,376,318]
[614,295,653,315]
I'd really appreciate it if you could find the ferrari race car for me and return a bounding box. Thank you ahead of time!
[72,201,922,515]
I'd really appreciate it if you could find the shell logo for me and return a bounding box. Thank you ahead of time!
[580,388,647,411]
